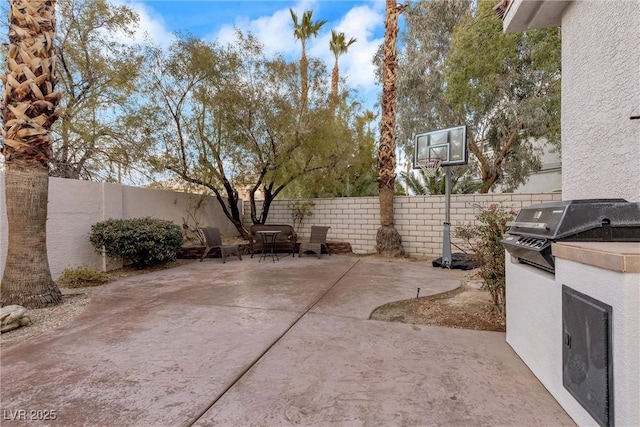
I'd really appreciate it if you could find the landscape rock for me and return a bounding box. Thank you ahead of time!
[1,305,32,333]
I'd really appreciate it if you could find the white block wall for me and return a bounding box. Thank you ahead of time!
[245,192,562,257]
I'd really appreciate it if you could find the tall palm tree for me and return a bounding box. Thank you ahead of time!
[289,9,327,113]
[1,0,63,308]
[329,30,356,109]
[377,0,408,257]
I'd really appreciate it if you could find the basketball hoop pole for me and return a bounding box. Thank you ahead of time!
[442,165,453,268]
[414,125,467,269]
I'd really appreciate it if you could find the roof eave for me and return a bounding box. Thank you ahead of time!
[502,0,571,33]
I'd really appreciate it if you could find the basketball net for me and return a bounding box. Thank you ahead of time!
[417,157,442,178]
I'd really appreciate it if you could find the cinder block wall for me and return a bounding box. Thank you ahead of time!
[244,192,562,257]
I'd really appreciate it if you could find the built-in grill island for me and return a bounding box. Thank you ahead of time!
[502,199,640,273]
[503,198,640,427]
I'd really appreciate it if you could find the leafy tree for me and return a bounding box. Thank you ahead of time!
[396,0,561,193]
[140,36,248,235]
[143,33,349,236]
[289,9,326,114]
[376,0,408,257]
[397,0,470,150]
[51,0,146,182]
[285,106,379,198]
[1,0,63,308]
[445,0,560,192]
[338,109,379,197]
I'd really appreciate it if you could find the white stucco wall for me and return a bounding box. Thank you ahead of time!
[555,257,640,427]
[503,2,640,425]
[562,1,640,202]
[120,185,239,238]
[506,255,640,426]
[0,176,239,280]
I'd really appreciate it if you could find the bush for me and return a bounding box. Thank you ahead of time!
[58,266,109,288]
[454,204,517,316]
[90,218,184,268]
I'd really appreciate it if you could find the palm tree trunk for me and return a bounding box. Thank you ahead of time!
[1,0,63,308]
[331,61,339,109]
[2,162,61,307]
[300,51,309,113]
[376,0,407,257]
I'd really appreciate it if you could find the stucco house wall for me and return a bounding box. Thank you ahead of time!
[561,1,640,202]
[503,1,640,426]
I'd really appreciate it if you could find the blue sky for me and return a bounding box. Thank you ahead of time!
[122,0,387,109]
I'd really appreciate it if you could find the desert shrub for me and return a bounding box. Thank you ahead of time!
[454,204,517,316]
[58,266,109,288]
[288,200,315,233]
[90,218,184,268]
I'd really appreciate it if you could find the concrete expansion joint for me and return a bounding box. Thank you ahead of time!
[185,259,362,426]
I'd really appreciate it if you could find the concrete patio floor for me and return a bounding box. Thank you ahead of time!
[0,255,575,426]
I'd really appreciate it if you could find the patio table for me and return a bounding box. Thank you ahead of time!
[256,230,280,262]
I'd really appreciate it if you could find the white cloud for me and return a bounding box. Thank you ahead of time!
[119,0,176,48]
[212,1,384,105]
[116,0,384,108]
[309,5,384,91]
[214,7,297,57]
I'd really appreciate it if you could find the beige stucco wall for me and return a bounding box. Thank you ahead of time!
[0,175,238,280]
[562,1,640,202]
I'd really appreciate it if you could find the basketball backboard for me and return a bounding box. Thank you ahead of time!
[413,125,468,168]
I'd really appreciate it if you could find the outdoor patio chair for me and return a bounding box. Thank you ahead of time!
[199,227,242,263]
[298,226,331,259]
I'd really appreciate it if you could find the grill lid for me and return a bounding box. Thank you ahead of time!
[503,198,640,273]
[506,199,640,241]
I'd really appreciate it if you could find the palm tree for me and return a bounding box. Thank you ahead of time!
[377,0,408,257]
[289,9,327,113]
[329,30,356,109]
[1,0,63,308]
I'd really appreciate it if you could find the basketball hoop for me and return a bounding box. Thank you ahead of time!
[416,157,442,178]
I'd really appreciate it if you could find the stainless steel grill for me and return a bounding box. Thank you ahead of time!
[502,199,640,273]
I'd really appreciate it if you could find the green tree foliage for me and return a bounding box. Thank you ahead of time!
[142,32,360,236]
[141,36,247,235]
[454,204,517,315]
[396,0,561,193]
[286,106,379,198]
[51,0,146,182]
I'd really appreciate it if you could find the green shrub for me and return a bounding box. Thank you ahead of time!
[454,204,517,316]
[90,217,184,268]
[58,266,109,288]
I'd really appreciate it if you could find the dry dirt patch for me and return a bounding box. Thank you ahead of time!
[370,282,505,332]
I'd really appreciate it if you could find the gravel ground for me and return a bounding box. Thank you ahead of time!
[1,286,100,349]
